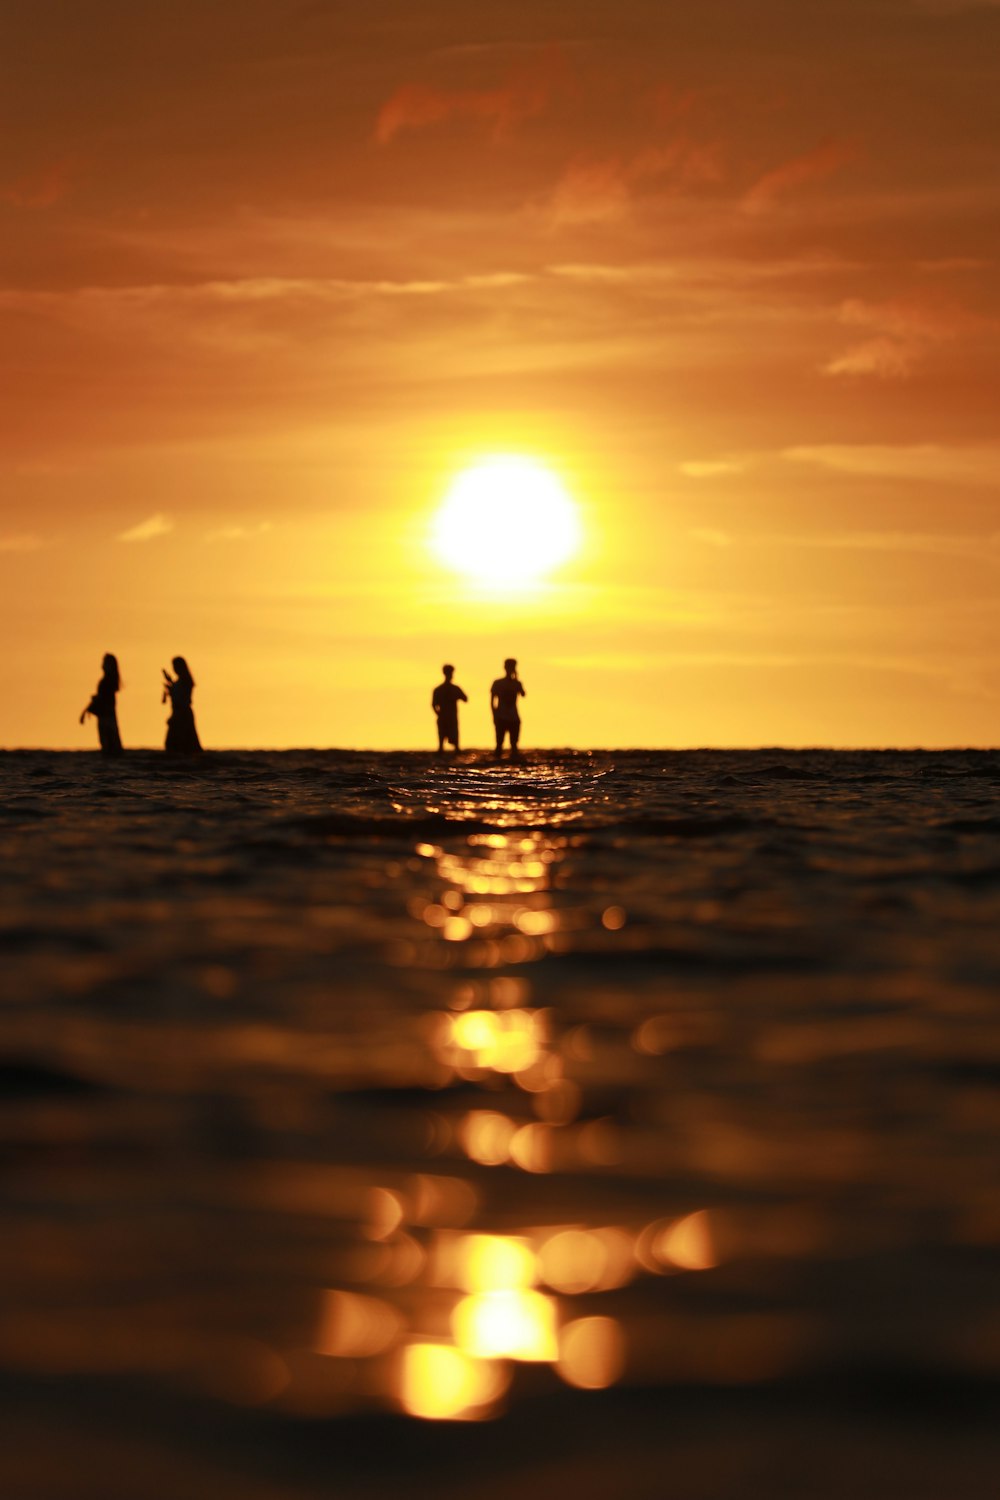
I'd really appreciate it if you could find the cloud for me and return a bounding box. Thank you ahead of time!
[742,138,858,215]
[549,252,857,286]
[823,336,918,378]
[821,295,992,378]
[764,530,1000,558]
[545,139,724,226]
[0,534,46,553]
[0,271,533,316]
[375,48,567,144]
[783,443,1000,485]
[837,296,974,341]
[916,257,993,273]
[205,521,273,541]
[117,513,174,543]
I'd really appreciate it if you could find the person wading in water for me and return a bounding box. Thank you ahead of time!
[432,663,468,753]
[490,657,525,758]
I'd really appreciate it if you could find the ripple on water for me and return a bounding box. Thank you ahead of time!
[1,748,999,1471]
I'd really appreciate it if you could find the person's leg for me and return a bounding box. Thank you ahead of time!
[494,719,504,755]
[510,719,520,752]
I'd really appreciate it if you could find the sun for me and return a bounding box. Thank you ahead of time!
[432,456,581,586]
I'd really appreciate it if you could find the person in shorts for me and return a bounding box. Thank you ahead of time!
[490,657,525,757]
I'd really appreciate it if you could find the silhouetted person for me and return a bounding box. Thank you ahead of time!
[491,657,525,757]
[432,663,468,752]
[80,653,123,754]
[163,657,202,753]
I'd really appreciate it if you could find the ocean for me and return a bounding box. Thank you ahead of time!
[2,748,999,1498]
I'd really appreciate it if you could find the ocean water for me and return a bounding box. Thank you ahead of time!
[2,748,999,1498]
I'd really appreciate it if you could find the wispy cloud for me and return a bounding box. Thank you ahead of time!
[117,513,174,543]
[783,443,1000,485]
[821,295,978,378]
[823,336,917,378]
[375,48,567,144]
[690,524,1000,558]
[544,139,724,226]
[742,138,858,215]
[0,272,533,315]
[916,257,993,273]
[767,530,1000,558]
[549,252,857,287]
[205,521,273,541]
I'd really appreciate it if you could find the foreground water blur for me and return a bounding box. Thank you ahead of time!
[1,749,999,1497]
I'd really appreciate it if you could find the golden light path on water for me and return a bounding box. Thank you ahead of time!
[301,770,722,1421]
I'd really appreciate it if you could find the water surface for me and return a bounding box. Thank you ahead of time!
[2,749,998,1497]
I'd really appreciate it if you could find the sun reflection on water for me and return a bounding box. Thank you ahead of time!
[293,805,718,1421]
[453,1289,559,1362]
[400,1343,509,1421]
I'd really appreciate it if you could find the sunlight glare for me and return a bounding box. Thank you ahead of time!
[452,1289,558,1361]
[432,457,581,586]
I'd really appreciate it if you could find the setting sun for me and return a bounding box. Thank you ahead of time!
[431,457,581,587]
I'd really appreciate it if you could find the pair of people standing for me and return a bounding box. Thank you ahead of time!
[80,655,201,754]
[432,658,525,756]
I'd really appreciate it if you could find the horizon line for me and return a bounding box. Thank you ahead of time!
[2,744,998,755]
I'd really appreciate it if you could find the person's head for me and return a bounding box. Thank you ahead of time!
[172,656,193,684]
[442,664,454,680]
[503,657,517,675]
[102,653,120,690]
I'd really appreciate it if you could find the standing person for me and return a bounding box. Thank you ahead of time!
[490,657,525,758]
[432,663,468,753]
[162,657,202,753]
[79,653,123,754]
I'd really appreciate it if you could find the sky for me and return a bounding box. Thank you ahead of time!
[2,0,999,748]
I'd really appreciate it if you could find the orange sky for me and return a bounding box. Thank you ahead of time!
[2,0,999,748]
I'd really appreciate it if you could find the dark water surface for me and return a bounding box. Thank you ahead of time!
[2,749,999,1498]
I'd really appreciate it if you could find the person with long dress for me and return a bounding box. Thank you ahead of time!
[162,657,202,753]
[79,653,123,754]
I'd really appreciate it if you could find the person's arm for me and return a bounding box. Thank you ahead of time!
[458,687,468,703]
[518,680,526,697]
